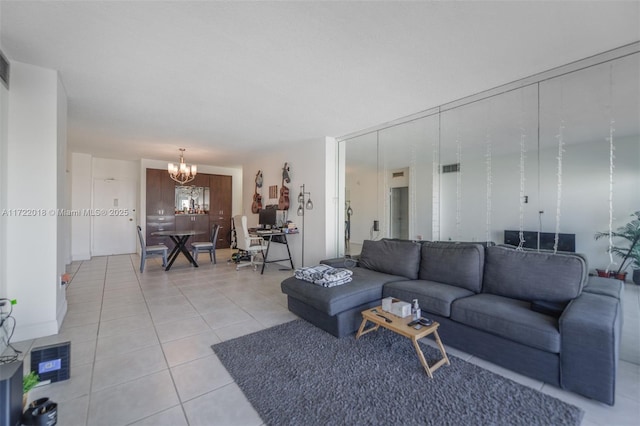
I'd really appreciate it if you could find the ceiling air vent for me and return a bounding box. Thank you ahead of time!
[442,163,460,173]
[0,50,9,89]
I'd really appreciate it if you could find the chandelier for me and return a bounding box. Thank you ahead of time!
[168,148,197,184]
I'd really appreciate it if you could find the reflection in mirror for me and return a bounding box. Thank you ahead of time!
[539,53,639,268]
[343,132,378,256]
[175,185,210,214]
[339,47,638,272]
[439,85,538,244]
[378,116,438,242]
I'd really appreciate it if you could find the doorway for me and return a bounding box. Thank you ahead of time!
[390,186,408,239]
[92,178,137,256]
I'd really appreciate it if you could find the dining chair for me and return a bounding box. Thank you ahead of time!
[233,215,268,270]
[137,225,168,272]
[191,224,220,264]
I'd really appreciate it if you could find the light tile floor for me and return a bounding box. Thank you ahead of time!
[4,250,639,425]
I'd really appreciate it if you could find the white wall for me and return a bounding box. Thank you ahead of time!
[0,55,9,354]
[6,61,67,341]
[242,138,333,267]
[55,75,68,326]
[70,153,92,260]
[324,137,339,259]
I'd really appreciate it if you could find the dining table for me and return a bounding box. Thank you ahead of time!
[150,229,205,271]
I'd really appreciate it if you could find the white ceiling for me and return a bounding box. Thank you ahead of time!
[1,1,638,168]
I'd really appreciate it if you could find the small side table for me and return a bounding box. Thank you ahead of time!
[356,306,450,378]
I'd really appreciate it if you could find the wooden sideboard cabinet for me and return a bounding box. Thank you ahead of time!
[175,214,210,243]
[209,174,233,248]
[146,215,176,248]
[146,169,176,247]
[145,168,233,250]
[146,168,175,216]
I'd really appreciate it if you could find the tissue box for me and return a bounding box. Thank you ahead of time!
[381,297,394,312]
[390,301,411,318]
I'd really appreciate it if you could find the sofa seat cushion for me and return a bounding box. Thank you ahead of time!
[451,293,560,353]
[383,280,474,317]
[483,245,586,303]
[530,300,568,318]
[359,239,422,279]
[419,242,485,293]
[281,267,406,316]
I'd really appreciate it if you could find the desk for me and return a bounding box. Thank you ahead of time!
[151,230,205,271]
[255,230,296,274]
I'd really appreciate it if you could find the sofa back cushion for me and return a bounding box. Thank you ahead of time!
[483,246,586,302]
[498,244,589,288]
[359,239,421,280]
[419,242,485,293]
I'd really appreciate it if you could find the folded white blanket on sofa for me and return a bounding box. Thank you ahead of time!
[294,264,334,282]
[295,265,353,287]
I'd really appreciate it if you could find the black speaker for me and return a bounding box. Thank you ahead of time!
[30,342,70,384]
[0,360,23,426]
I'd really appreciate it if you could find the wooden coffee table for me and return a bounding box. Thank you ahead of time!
[356,306,450,378]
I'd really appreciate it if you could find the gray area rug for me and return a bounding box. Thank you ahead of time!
[212,319,583,426]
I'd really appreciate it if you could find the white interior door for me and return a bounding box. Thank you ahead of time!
[390,187,409,240]
[92,178,137,256]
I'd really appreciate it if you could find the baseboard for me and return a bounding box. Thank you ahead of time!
[71,251,91,261]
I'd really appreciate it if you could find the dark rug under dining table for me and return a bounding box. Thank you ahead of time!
[211,319,584,426]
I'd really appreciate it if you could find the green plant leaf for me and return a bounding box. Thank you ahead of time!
[594,210,640,273]
[23,371,39,393]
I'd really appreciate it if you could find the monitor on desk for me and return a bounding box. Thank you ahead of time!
[258,208,277,229]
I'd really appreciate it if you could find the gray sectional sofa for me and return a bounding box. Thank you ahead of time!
[280,239,624,405]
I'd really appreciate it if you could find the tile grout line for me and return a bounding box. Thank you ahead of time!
[88,257,109,425]
[132,253,193,425]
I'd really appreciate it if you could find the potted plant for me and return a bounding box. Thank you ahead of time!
[22,371,39,408]
[594,210,640,283]
[630,243,640,285]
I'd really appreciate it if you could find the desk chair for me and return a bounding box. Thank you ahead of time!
[233,215,268,270]
[137,225,168,272]
[191,224,220,264]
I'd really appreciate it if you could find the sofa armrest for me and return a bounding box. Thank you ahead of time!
[560,291,621,405]
[583,276,624,299]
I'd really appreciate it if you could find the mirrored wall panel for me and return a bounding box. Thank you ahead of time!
[338,48,639,272]
[439,84,538,244]
[378,116,438,243]
[538,53,640,268]
[343,132,377,256]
